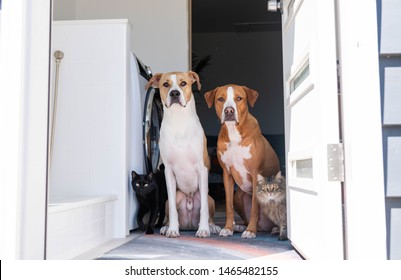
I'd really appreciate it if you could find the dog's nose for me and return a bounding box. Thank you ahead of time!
[224,106,235,115]
[169,90,180,97]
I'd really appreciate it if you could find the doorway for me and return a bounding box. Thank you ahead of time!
[191,0,285,207]
[47,0,289,259]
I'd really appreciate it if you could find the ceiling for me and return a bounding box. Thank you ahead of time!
[191,0,282,33]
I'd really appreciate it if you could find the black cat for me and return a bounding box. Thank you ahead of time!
[131,165,167,234]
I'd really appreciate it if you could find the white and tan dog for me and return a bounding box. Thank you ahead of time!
[146,71,220,238]
[205,84,280,238]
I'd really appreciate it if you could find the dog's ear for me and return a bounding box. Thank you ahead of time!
[204,88,218,108]
[188,71,201,91]
[145,73,162,90]
[243,86,259,107]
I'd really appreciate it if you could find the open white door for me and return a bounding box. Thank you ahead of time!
[280,0,344,259]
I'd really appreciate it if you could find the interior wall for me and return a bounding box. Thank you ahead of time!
[52,0,283,137]
[193,31,284,136]
[53,0,190,73]
[53,0,76,19]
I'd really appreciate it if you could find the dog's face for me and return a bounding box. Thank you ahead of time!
[145,71,201,108]
[204,85,259,125]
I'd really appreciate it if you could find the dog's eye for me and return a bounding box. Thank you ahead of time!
[217,97,225,102]
[163,82,169,87]
[144,184,148,187]
[180,81,187,87]
[236,96,243,101]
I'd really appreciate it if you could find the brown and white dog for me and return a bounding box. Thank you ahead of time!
[204,84,280,238]
[145,71,220,238]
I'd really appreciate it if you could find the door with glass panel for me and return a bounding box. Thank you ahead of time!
[280,0,344,259]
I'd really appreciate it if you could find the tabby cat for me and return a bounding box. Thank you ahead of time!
[256,171,288,241]
[131,165,167,234]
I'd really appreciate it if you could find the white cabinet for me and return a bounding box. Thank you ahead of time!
[49,20,137,253]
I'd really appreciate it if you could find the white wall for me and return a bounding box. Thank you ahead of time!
[53,0,189,73]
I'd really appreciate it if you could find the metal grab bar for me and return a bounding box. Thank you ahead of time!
[49,50,64,171]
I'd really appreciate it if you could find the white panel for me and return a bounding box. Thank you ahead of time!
[387,136,401,196]
[283,0,343,259]
[383,67,401,125]
[389,206,401,259]
[380,0,401,54]
[47,196,117,259]
[288,189,318,259]
[50,20,131,238]
[337,0,387,259]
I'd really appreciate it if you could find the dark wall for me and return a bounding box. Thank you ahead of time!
[193,31,285,137]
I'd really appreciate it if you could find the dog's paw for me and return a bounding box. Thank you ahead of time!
[241,230,256,239]
[219,228,233,237]
[195,228,210,238]
[160,226,180,238]
[166,231,180,238]
[166,228,180,238]
[159,226,168,235]
[209,224,221,235]
[233,225,246,233]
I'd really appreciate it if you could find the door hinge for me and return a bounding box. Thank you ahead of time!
[327,143,344,182]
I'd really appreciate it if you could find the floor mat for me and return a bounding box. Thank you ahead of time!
[97,230,302,260]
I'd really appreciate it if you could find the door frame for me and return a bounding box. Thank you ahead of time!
[0,0,387,259]
[0,0,51,259]
[336,0,386,259]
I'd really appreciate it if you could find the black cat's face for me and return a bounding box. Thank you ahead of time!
[131,171,155,196]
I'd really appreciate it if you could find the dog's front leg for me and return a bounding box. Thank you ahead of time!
[195,164,210,238]
[241,174,259,239]
[220,170,235,237]
[162,165,180,238]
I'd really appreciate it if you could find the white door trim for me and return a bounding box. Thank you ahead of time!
[0,0,51,259]
[0,0,387,260]
[336,0,387,259]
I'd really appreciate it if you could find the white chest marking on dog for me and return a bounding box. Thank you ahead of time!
[220,122,252,190]
[221,86,238,123]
